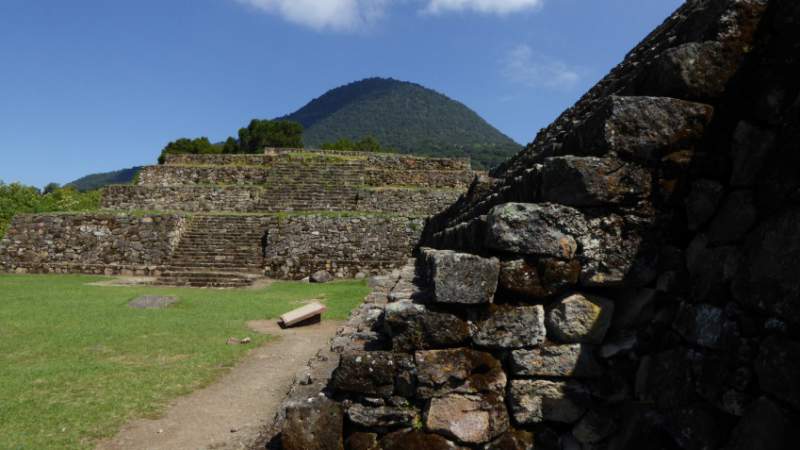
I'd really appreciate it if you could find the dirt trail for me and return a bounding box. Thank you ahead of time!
[97,320,341,450]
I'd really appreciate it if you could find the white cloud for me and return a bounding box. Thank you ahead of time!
[502,44,580,90]
[234,0,389,32]
[423,0,545,15]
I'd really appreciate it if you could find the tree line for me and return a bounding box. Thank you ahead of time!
[158,119,394,163]
[0,182,101,240]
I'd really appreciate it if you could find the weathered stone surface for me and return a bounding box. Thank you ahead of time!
[282,396,343,450]
[508,380,589,424]
[415,348,506,398]
[379,430,466,450]
[664,406,731,450]
[732,208,800,325]
[686,236,742,302]
[482,429,536,450]
[426,393,510,445]
[685,179,724,231]
[128,295,178,309]
[383,301,470,352]
[724,397,790,450]
[641,41,739,99]
[331,351,414,398]
[635,349,694,410]
[310,270,334,283]
[345,403,418,429]
[730,121,776,187]
[540,156,651,206]
[577,214,643,287]
[498,257,580,299]
[566,95,713,163]
[546,293,614,344]
[510,344,602,378]
[345,432,379,450]
[422,248,500,305]
[485,203,588,259]
[474,305,546,349]
[572,409,616,444]
[673,303,738,350]
[754,336,800,410]
[707,191,757,244]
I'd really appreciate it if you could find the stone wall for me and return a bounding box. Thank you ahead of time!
[101,185,459,216]
[276,1,798,449]
[0,213,185,275]
[263,216,423,279]
[164,149,471,171]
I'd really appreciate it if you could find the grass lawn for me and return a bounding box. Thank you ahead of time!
[0,274,368,450]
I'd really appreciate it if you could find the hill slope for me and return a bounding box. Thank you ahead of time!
[65,167,142,192]
[281,78,521,169]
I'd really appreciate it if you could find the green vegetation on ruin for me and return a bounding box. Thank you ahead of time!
[0,182,102,241]
[0,274,368,450]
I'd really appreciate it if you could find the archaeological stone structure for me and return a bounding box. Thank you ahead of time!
[272,1,799,449]
[0,149,479,286]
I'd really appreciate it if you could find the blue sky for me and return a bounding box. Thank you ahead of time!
[0,0,682,188]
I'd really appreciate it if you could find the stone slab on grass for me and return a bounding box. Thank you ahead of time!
[128,296,178,309]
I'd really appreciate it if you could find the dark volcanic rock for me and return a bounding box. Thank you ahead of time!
[754,336,800,410]
[383,301,470,352]
[415,348,506,398]
[540,156,651,206]
[422,248,500,305]
[724,397,790,450]
[473,304,546,349]
[685,179,724,231]
[379,430,466,450]
[508,380,589,424]
[485,202,588,259]
[673,303,739,350]
[565,95,713,164]
[282,396,343,450]
[345,403,418,429]
[510,344,602,378]
[729,121,776,187]
[426,392,510,445]
[498,257,580,300]
[635,349,694,410]
[577,214,644,287]
[572,409,616,444]
[641,41,738,99]
[732,207,800,325]
[483,429,536,450]
[331,351,414,398]
[707,190,757,244]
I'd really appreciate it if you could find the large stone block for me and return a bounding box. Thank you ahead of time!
[731,207,800,325]
[426,393,510,445]
[510,344,602,378]
[282,396,343,450]
[755,336,800,410]
[380,430,466,450]
[499,257,580,300]
[473,305,546,350]
[383,301,470,352]
[330,351,414,398]
[508,380,589,424]
[546,293,614,344]
[565,96,713,163]
[421,248,500,305]
[345,403,419,429]
[673,303,739,350]
[485,203,588,259]
[577,214,643,287]
[415,348,506,398]
[540,156,651,206]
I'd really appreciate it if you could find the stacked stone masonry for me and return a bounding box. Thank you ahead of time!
[1,149,474,283]
[277,1,798,449]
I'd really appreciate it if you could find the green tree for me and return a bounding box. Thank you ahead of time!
[43,182,61,195]
[320,136,395,153]
[238,120,303,153]
[0,182,100,240]
[158,137,220,164]
[222,137,240,154]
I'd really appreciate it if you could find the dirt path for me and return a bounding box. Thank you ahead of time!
[97,320,341,450]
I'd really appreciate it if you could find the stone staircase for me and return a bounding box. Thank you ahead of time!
[156,215,267,288]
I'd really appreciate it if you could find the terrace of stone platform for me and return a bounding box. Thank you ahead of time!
[102,148,479,215]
